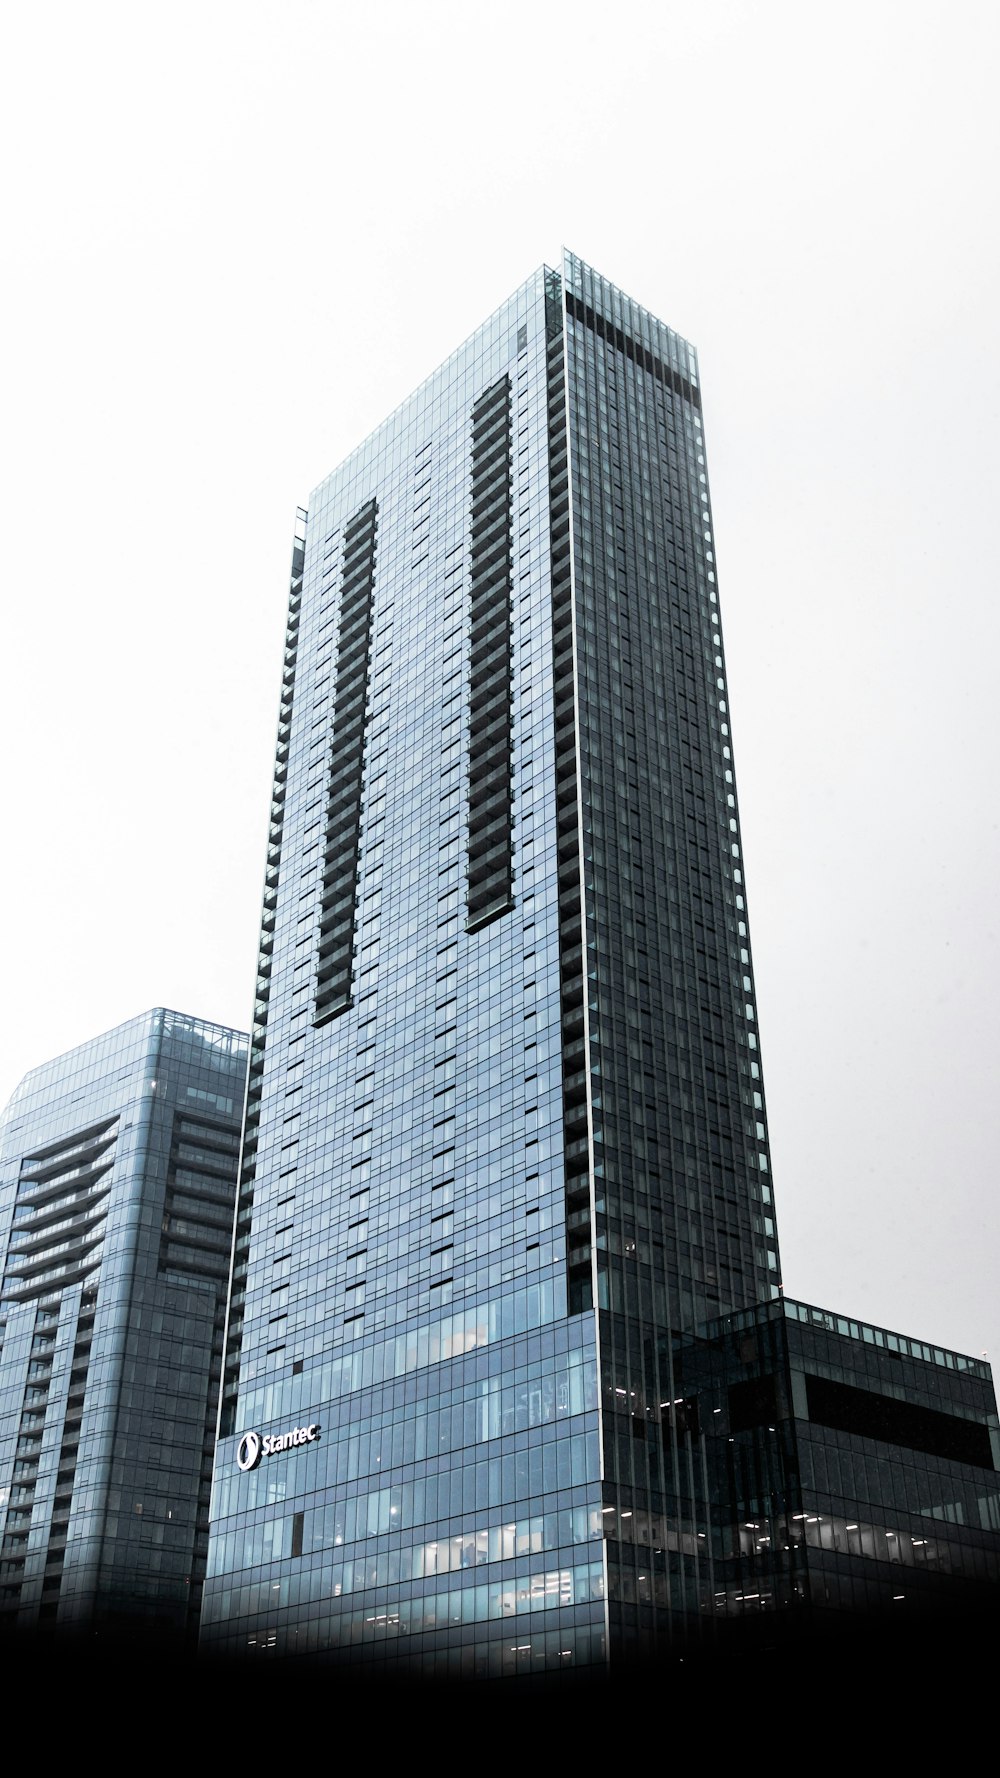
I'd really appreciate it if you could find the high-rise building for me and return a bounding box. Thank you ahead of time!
[202,256,998,1676]
[0,1010,247,1644]
[203,254,779,1672]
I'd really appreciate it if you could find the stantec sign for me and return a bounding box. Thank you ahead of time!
[236,1423,320,1472]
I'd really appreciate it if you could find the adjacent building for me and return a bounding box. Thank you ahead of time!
[200,253,998,1676]
[0,1009,247,1643]
[668,1296,999,1651]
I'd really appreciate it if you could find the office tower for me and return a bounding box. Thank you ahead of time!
[203,253,787,1675]
[0,1010,247,1644]
[204,254,1000,1677]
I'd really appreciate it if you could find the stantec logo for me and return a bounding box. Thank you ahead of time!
[236,1430,262,1472]
[235,1423,320,1472]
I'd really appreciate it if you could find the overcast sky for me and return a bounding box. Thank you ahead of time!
[2,2,998,1368]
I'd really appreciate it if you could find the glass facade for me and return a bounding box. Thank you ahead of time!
[0,1009,247,1643]
[669,1298,1000,1640]
[203,255,788,1675]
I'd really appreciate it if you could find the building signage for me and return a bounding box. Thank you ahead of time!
[236,1423,320,1472]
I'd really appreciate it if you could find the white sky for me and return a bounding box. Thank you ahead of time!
[2,2,998,1368]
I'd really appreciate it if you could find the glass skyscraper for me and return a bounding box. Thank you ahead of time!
[202,255,996,1676]
[203,254,783,1674]
[0,1009,247,1644]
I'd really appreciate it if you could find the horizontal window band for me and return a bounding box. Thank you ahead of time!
[317,932,354,964]
[318,919,356,954]
[342,526,375,557]
[326,759,365,798]
[469,722,512,759]
[565,288,702,409]
[470,486,511,528]
[469,791,514,832]
[469,607,511,648]
[469,792,513,830]
[467,896,514,932]
[319,890,356,921]
[316,966,354,997]
[471,414,510,449]
[471,491,511,530]
[323,815,362,853]
[316,969,353,1000]
[469,755,512,796]
[324,784,363,819]
[334,639,370,679]
[318,879,356,911]
[469,681,512,723]
[332,684,367,719]
[470,515,511,555]
[468,825,513,864]
[320,862,356,893]
[471,409,510,447]
[471,396,509,432]
[469,640,511,678]
[471,403,509,438]
[470,533,512,574]
[327,721,366,759]
[337,614,372,653]
[341,512,377,552]
[341,548,374,584]
[468,753,511,791]
[472,383,509,418]
[469,637,511,678]
[470,652,512,689]
[343,509,377,543]
[314,998,353,1027]
[470,443,511,480]
[321,822,361,857]
[470,557,513,596]
[468,840,515,881]
[321,853,360,886]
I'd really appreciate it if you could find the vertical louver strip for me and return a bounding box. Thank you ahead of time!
[544,280,592,1314]
[315,499,378,1023]
[466,377,514,930]
[219,509,306,1438]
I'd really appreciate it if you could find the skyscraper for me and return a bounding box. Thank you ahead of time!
[202,254,781,1674]
[202,255,996,1676]
[0,1010,247,1643]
